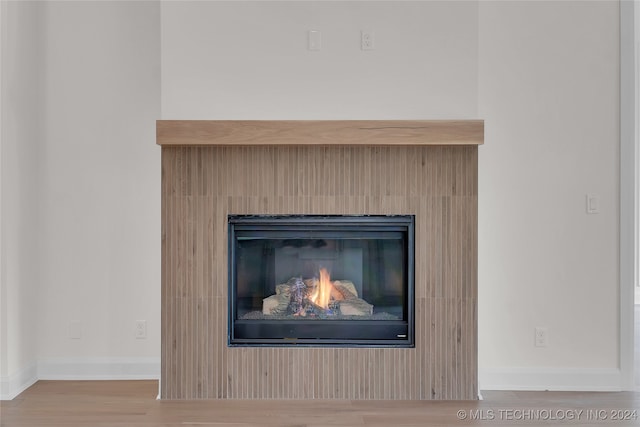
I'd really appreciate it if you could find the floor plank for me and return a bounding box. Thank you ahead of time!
[1,381,638,427]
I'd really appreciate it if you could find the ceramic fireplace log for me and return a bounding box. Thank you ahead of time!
[261,279,372,317]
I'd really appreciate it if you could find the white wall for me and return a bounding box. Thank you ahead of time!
[478,1,620,390]
[35,1,161,378]
[162,1,622,391]
[0,0,43,399]
[0,0,624,396]
[620,0,638,390]
[161,1,478,119]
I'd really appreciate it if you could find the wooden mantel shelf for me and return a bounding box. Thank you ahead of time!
[156,120,484,146]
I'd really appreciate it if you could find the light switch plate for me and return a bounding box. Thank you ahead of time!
[308,30,321,51]
[586,193,599,214]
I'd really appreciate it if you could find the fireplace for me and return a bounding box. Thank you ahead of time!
[158,120,482,399]
[228,215,415,346]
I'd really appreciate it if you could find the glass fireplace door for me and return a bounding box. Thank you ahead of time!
[228,215,414,347]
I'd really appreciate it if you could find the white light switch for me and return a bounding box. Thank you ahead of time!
[586,193,599,214]
[308,30,321,51]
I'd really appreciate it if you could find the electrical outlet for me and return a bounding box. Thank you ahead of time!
[534,327,548,347]
[361,30,375,50]
[135,320,147,339]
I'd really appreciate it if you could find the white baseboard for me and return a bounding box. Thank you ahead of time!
[480,367,622,392]
[3,362,623,398]
[0,361,38,400]
[37,357,160,380]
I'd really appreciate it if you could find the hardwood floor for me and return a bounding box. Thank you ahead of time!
[1,380,639,427]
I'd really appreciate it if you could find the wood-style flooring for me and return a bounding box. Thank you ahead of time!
[1,380,639,426]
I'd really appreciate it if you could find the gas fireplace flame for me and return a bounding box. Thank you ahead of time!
[309,268,334,309]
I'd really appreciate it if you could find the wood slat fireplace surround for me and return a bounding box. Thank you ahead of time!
[158,120,482,400]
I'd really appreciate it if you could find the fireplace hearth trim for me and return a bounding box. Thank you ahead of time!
[156,120,484,146]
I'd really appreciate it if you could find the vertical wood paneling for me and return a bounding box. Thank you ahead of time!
[161,145,477,400]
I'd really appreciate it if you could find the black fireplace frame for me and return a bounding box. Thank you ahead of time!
[227,215,415,348]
